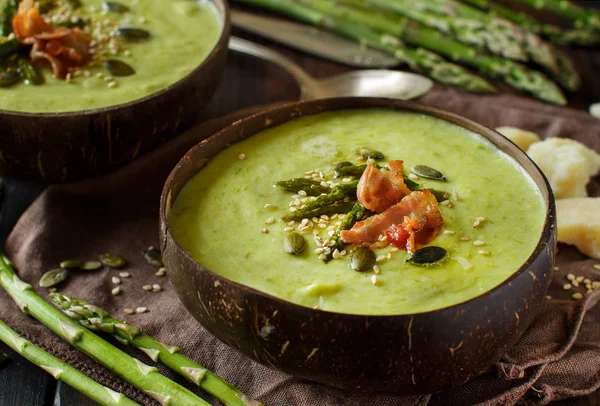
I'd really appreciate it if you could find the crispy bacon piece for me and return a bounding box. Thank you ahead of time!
[12,0,91,79]
[341,190,443,251]
[357,160,411,214]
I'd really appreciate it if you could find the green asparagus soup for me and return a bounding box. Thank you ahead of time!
[0,0,221,112]
[169,109,546,315]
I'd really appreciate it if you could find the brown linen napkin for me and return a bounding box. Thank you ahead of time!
[1,90,600,406]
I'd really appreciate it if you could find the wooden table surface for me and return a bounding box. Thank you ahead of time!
[1,11,600,406]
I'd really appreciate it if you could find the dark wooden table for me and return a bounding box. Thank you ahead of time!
[1,16,600,406]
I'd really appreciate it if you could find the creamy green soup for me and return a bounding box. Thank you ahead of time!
[169,109,546,315]
[1,0,221,112]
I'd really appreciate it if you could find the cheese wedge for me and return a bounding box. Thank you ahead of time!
[556,198,600,259]
[495,126,541,151]
[527,138,600,199]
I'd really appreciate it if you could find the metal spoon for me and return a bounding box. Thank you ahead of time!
[229,37,433,101]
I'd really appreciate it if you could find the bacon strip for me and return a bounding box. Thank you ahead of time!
[341,190,443,251]
[12,0,91,79]
[357,160,411,214]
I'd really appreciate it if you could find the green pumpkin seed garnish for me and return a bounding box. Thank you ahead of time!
[350,247,376,272]
[59,260,84,269]
[284,232,306,255]
[39,268,69,288]
[80,261,103,271]
[0,70,21,87]
[99,253,127,268]
[104,59,135,77]
[143,247,163,267]
[116,27,151,42]
[356,147,384,160]
[407,246,448,266]
[102,1,130,13]
[411,165,446,181]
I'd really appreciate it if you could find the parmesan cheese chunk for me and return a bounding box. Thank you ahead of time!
[495,126,541,151]
[556,198,600,259]
[527,138,600,198]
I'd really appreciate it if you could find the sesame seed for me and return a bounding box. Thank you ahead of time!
[572,293,583,300]
[260,228,268,234]
[373,265,380,274]
[155,267,166,277]
[371,275,378,285]
[563,283,572,290]
[478,250,490,256]
[284,227,294,232]
[576,276,585,283]
[264,204,278,210]
[297,190,307,196]
[265,217,275,225]
[124,308,134,315]
[473,217,486,228]
[112,277,121,285]
[289,207,297,212]
[314,248,324,254]
[238,153,246,160]
[451,190,459,201]
[584,278,591,284]
[136,307,148,314]
[572,281,580,287]
[390,247,399,253]
[473,240,485,246]
[332,249,341,259]
[594,264,600,270]
[107,81,117,88]
[111,287,121,296]
[408,174,419,180]
[318,223,327,229]
[318,253,327,260]
[545,296,552,300]
[567,273,575,281]
[460,236,471,241]
[143,285,152,291]
[443,230,456,235]
[119,272,130,278]
[376,255,386,263]
[553,266,560,271]
[152,284,161,292]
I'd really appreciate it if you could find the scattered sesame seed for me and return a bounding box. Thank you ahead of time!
[473,217,486,228]
[376,255,386,263]
[96,72,103,78]
[332,249,341,259]
[139,16,147,23]
[124,308,134,315]
[284,226,294,232]
[373,265,380,274]
[371,275,378,286]
[112,277,121,285]
[314,248,324,254]
[297,190,307,196]
[289,207,297,212]
[264,204,278,210]
[152,284,161,292]
[238,153,246,160]
[576,276,585,283]
[107,81,117,88]
[478,250,490,256]
[318,253,327,260]
[136,307,148,314]
[563,283,572,290]
[155,267,166,277]
[473,240,485,246]
[584,278,591,284]
[390,247,399,253]
[318,223,327,229]
[451,190,459,201]
[265,217,275,225]
[553,266,560,271]
[408,173,419,181]
[123,49,132,56]
[572,293,583,300]
[545,296,552,300]
[460,236,471,241]
[567,273,575,281]
[260,228,268,234]
[143,285,152,291]
[572,281,580,287]
[111,287,121,296]
[48,287,57,293]
[119,272,130,278]
[103,76,114,82]
[594,264,600,270]
[443,230,456,235]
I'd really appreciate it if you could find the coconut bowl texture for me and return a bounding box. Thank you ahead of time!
[159,98,556,396]
[0,0,230,183]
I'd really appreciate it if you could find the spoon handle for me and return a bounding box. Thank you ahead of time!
[229,36,319,99]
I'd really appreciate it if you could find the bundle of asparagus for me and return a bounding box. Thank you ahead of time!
[234,0,600,104]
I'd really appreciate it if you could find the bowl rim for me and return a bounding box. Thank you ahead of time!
[160,97,556,318]
[0,0,230,117]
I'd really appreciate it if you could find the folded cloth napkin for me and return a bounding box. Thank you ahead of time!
[1,89,600,406]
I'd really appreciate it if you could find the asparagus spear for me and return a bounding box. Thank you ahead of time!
[51,293,263,406]
[326,202,369,261]
[0,319,139,406]
[283,201,355,222]
[282,181,359,221]
[504,0,600,31]
[276,178,330,195]
[233,0,495,93]
[0,255,211,406]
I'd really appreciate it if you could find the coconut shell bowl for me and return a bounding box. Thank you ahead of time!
[159,98,556,396]
[0,0,229,183]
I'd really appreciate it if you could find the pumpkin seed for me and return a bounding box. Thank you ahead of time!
[115,27,151,42]
[102,1,130,13]
[80,261,102,271]
[284,232,306,255]
[407,246,448,266]
[0,69,20,87]
[39,268,69,288]
[356,147,384,160]
[350,247,376,272]
[143,247,163,267]
[411,165,446,181]
[99,253,127,268]
[104,59,135,77]
[59,260,84,269]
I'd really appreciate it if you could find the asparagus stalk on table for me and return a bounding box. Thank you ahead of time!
[0,319,139,406]
[504,0,600,31]
[50,293,263,406]
[233,0,496,93]
[0,255,212,406]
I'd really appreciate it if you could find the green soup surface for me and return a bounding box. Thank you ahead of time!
[1,0,221,112]
[169,109,546,315]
